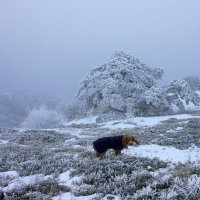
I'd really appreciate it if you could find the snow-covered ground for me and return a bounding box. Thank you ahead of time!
[65,113,199,129]
[1,113,200,199]
[64,113,200,163]
[53,113,200,199]
[125,144,200,164]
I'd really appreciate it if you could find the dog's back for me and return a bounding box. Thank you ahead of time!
[93,137,112,153]
[93,136,123,153]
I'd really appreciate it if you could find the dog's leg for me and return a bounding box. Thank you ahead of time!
[96,152,101,157]
[96,152,106,159]
[100,153,104,159]
[115,150,121,156]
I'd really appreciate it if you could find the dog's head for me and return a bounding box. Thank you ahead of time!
[124,135,139,147]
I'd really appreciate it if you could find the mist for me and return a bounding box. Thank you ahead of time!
[0,0,200,98]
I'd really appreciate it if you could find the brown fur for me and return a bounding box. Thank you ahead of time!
[94,135,139,158]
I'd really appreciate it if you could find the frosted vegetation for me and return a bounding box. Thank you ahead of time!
[0,51,200,199]
[1,115,200,199]
[21,106,65,129]
[0,51,200,128]
[77,51,200,122]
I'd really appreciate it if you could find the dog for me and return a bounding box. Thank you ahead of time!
[93,135,139,158]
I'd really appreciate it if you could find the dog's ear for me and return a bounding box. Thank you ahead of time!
[122,135,128,148]
[125,135,133,145]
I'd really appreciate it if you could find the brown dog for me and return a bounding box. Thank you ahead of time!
[93,135,139,158]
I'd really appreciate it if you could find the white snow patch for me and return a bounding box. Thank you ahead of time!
[180,99,199,111]
[63,114,199,130]
[175,127,184,131]
[0,139,9,145]
[58,170,83,188]
[166,127,184,133]
[65,138,77,144]
[0,171,19,177]
[3,174,44,192]
[102,121,136,129]
[2,173,53,192]
[65,116,97,126]
[125,144,200,164]
[52,193,99,200]
[131,114,197,126]
[53,170,90,200]
[166,129,176,133]
[58,170,71,186]
[102,114,198,129]
[196,91,200,96]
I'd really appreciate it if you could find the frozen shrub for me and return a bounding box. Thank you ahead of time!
[4,176,70,199]
[135,86,170,116]
[173,162,200,179]
[65,100,87,121]
[70,155,167,198]
[173,174,200,199]
[184,76,200,91]
[74,184,96,196]
[11,130,70,145]
[132,185,157,200]
[0,92,69,128]
[165,80,200,112]
[0,174,16,188]
[77,51,200,120]
[77,51,163,119]
[21,106,65,129]
[0,130,72,176]
[159,190,178,200]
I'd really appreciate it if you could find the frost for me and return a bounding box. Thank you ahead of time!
[184,76,200,91]
[77,51,163,120]
[21,106,65,129]
[165,80,200,112]
[173,174,200,199]
[1,114,200,199]
[77,51,200,121]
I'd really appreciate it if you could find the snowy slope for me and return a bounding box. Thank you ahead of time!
[65,113,199,129]
[1,113,200,199]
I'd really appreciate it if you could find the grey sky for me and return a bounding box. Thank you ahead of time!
[0,0,200,99]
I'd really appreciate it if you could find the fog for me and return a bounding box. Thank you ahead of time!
[0,0,200,99]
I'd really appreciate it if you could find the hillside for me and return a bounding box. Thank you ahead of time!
[1,113,200,199]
